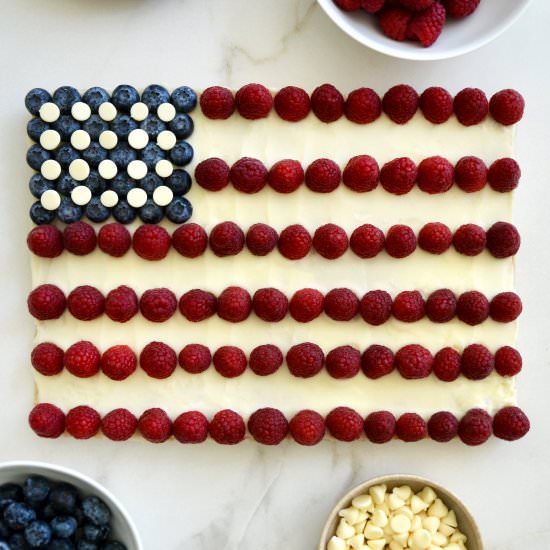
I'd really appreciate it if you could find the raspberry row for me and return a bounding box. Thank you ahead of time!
[32,340,522,381]
[29,403,530,445]
[200,84,524,127]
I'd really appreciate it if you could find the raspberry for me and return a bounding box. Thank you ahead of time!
[461,344,494,380]
[173,411,208,444]
[324,288,359,321]
[456,290,489,325]
[230,157,268,194]
[286,342,324,378]
[419,87,453,124]
[490,292,522,322]
[140,288,177,322]
[274,86,310,122]
[418,222,452,254]
[487,158,521,192]
[140,341,177,379]
[289,288,324,323]
[362,0,385,12]
[493,407,530,441]
[64,341,100,378]
[396,413,427,442]
[362,345,394,379]
[172,223,208,258]
[97,223,131,257]
[200,86,235,119]
[428,411,458,442]
[454,88,488,126]
[311,84,344,123]
[179,289,217,322]
[458,408,492,446]
[392,290,425,322]
[105,285,138,323]
[360,290,392,325]
[253,288,288,322]
[28,284,66,320]
[132,224,171,261]
[326,407,363,441]
[246,223,278,256]
[452,224,486,256]
[305,159,341,193]
[63,221,96,255]
[490,89,524,126]
[249,344,283,376]
[138,408,172,443]
[417,156,454,194]
[29,404,65,439]
[350,224,385,258]
[31,343,64,376]
[454,156,487,192]
[433,347,461,382]
[486,222,520,258]
[494,346,522,377]
[345,88,382,124]
[209,221,245,257]
[406,2,446,47]
[217,286,252,322]
[313,224,348,259]
[268,159,304,193]
[333,0,361,9]
[27,225,64,258]
[67,285,104,321]
[101,345,137,381]
[425,288,456,322]
[66,406,100,439]
[235,83,272,120]
[342,155,379,192]
[385,224,417,258]
[179,343,212,374]
[289,410,325,445]
[379,7,413,41]
[399,0,433,9]
[209,409,245,444]
[364,411,396,443]
[380,157,417,195]
[101,408,137,441]
[326,346,361,379]
[395,344,433,379]
[444,0,481,18]
[194,158,230,191]
[247,408,288,445]
[278,224,312,260]
[382,85,418,124]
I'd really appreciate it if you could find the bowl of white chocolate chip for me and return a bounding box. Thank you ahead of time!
[319,475,482,550]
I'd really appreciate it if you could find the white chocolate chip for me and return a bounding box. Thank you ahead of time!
[428,499,448,519]
[157,130,177,151]
[422,516,440,534]
[39,102,60,122]
[71,185,92,206]
[390,514,411,535]
[130,102,149,121]
[389,541,403,550]
[355,521,366,535]
[369,485,387,506]
[98,102,117,121]
[128,128,149,150]
[99,130,118,150]
[411,515,422,532]
[419,487,437,506]
[40,189,61,210]
[410,528,431,549]
[327,536,345,550]
[127,159,147,180]
[431,532,447,546]
[152,184,174,207]
[348,534,365,549]
[371,509,387,528]
[363,524,383,540]
[352,495,373,512]
[411,495,429,514]
[98,159,118,180]
[39,129,61,150]
[393,486,413,502]
[69,158,90,181]
[366,539,386,550]
[40,159,61,180]
[155,159,173,178]
[388,494,405,511]
[336,519,355,540]
[395,507,414,520]
[70,129,91,150]
[445,545,461,550]
[157,102,176,122]
[392,532,408,546]
[450,531,467,543]
[442,510,457,527]
[71,101,91,121]
[339,507,360,526]
[127,187,147,208]
[100,189,119,208]
[438,523,455,537]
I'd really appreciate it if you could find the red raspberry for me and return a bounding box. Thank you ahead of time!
[362,345,394,379]
[382,85,418,124]
[140,288,177,322]
[172,223,208,258]
[248,408,288,445]
[268,159,304,193]
[246,223,278,256]
[230,157,268,194]
[289,288,324,323]
[488,158,521,192]
[458,408,492,446]
[426,288,456,323]
[419,87,453,124]
[138,408,172,443]
[392,290,425,322]
[101,408,137,441]
[253,288,288,322]
[140,341,177,379]
[364,411,396,443]
[486,222,520,258]
[453,224,486,256]
[362,0,385,12]
[333,0,361,10]
[31,342,64,376]
[417,156,454,194]
[289,410,325,445]
[396,413,427,442]
[324,288,359,321]
[209,409,245,444]
[67,285,104,321]
[443,0,480,17]
[179,289,217,322]
[66,406,100,439]
[63,221,96,255]
[97,223,131,257]
[313,224,348,259]
[494,346,522,377]
[489,89,524,125]
[395,344,433,379]
[461,344,494,380]
[493,406,530,441]
[200,86,235,119]
[209,221,245,257]
[27,225,64,258]
[326,407,363,441]
[399,0,433,9]
[132,224,171,261]
[360,290,392,325]
[406,2,446,47]
[194,158,230,192]
[274,86,310,122]
[490,292,522,323]
[385,224,417,258]
[454,156,487,192]
[249,344,283,376]
[29,403,65,438]
[454,88,488,126]
[326,346,361,379]
[173,411,208,443]
[433,347,461,381]
[101,345,137,381]
[105,285,138,323]
[217,286,252,322]
[278,224,312,260]
[64,341,100,378]
[286,342,324,378]
[428,411,458,442]
[235,83,272,120]
[342,155,379,192]
[305,159,341,193]
[380,157,417,195]
[345,88,382,124]
[350,224,385,258]
[418,222,452,254]
[456,290,489,325]
[179,344,212,374]
[311,84,344,123]
[379,7,413,41]
[28,284,66,320]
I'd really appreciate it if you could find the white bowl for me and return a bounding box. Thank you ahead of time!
[317,0,533,60]
[0,461,142,550]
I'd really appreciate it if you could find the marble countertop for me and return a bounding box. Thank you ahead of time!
[1,0,549,548]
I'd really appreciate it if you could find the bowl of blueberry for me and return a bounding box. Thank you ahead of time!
[0,461,142,550]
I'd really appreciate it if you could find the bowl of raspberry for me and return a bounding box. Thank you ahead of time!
[318,0,533,60]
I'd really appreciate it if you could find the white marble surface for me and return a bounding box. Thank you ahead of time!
[0,0,549,548]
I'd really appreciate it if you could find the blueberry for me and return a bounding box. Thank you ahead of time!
[109,143,136,169]
[139,116,166,139]
[26,145,50,170]
[0,519,10,538]
[139,199,164,223]
[40,504,56,521]
[85,197,110,223]
[8,533,28,550]
[50,516,77,539]
[140,143,165,169]
[48,540,75,550]
[25,88,52,115]
[165,170,191,195]
[4,503,36,530]
[27,118,50,142]
[139,172,162,195]
[110,115,137,140]
[171,86,197,113]
[53,115,80,141]
[82,115,108,141]
[82,87,110,113]
[166,197,192,224]
[112,200,136,224]
[48,485,78,516]
[23,477,50,508]
[53,86,81,114]
[82,143,108,168]
[102,543,126,550]
[168,113,193,139]
[55,145,79,168]
[141,84,170,111]
[82,523,110,543]
[0,541,9,550]
[57,197,82,224]
[30,202,56,225]
[110,174,134,198]
[56,173,79,196]
[76,542,97,550]
[170,141,193,166]
[25,520,52,547]
[81,497,110,527]
[84,171,106,195]
[0,483,23,507]
[111,85,139,112]
[29,174,55,198]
